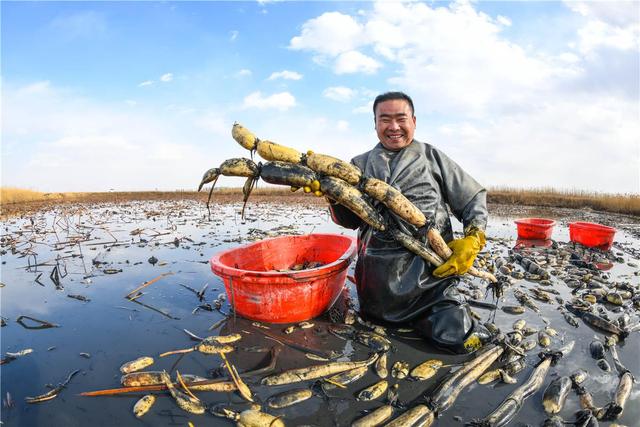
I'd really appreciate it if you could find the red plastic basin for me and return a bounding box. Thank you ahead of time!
[210,234,356,323]
[569,222,616,250]
[514,218,556,240]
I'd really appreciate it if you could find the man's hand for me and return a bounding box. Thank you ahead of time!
[433,228,486,278]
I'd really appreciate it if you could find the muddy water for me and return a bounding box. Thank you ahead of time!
[1,200,638,426]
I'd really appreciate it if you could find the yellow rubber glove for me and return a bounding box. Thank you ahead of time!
[433,228,486,278]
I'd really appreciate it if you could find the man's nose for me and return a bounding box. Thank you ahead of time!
[389,120,400,129]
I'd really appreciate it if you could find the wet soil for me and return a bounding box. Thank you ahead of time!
[1,200,638,426]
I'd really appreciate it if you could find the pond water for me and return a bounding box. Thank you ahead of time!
[1,200,638,426]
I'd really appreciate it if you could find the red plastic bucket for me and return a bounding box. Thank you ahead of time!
[514,218,556,240]
[569,222,616,250]
[210,234,356,323]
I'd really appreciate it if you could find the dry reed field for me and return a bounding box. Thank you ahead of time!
[488,187,640,216]
[1,186,639,218]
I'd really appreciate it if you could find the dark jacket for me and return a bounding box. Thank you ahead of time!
[329,140,487,323]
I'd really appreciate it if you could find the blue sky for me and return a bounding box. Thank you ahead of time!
[3,1,639,193]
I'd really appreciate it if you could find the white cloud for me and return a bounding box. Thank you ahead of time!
[337,120,349,131]
[267,70,303,81]
[352,101,373,114]
[289,12,364,56]
[138,73,174,86]
[290,1,639,193]
[334,50,381,74]
[365,2,585,116]
[235,69,252,78]
[292,2,570,110]
[242,91,296,111]
[2,81,235,192]
[566,1,639,27]
[288,11,385,74]
[576,20,639,54]
[365,17,406,52]
[323,86,357,102]
[496,15,511,27]
[565,1,640,54]
[434,96,640,193]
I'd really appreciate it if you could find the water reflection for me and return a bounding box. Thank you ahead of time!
[1,200,638,426]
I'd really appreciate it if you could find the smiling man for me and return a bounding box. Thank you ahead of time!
[373,95,416,150]
[329,91,490,354]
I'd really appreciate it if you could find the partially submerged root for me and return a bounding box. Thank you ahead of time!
[602,371,633,420]
[429,345,504,414]
[385,405,434,427]
[469,341,574,427]
[542,376,572,414]
[470,357,554,427]
[261,353,378,386]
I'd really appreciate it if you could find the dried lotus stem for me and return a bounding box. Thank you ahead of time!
[176,371,198,400]
[220,352,253,402]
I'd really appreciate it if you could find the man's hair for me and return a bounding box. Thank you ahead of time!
[373,91,415,118]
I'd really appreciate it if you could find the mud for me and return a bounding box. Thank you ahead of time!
[1,199,638,426]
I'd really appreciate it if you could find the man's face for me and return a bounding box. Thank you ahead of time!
[374,99,416,151]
